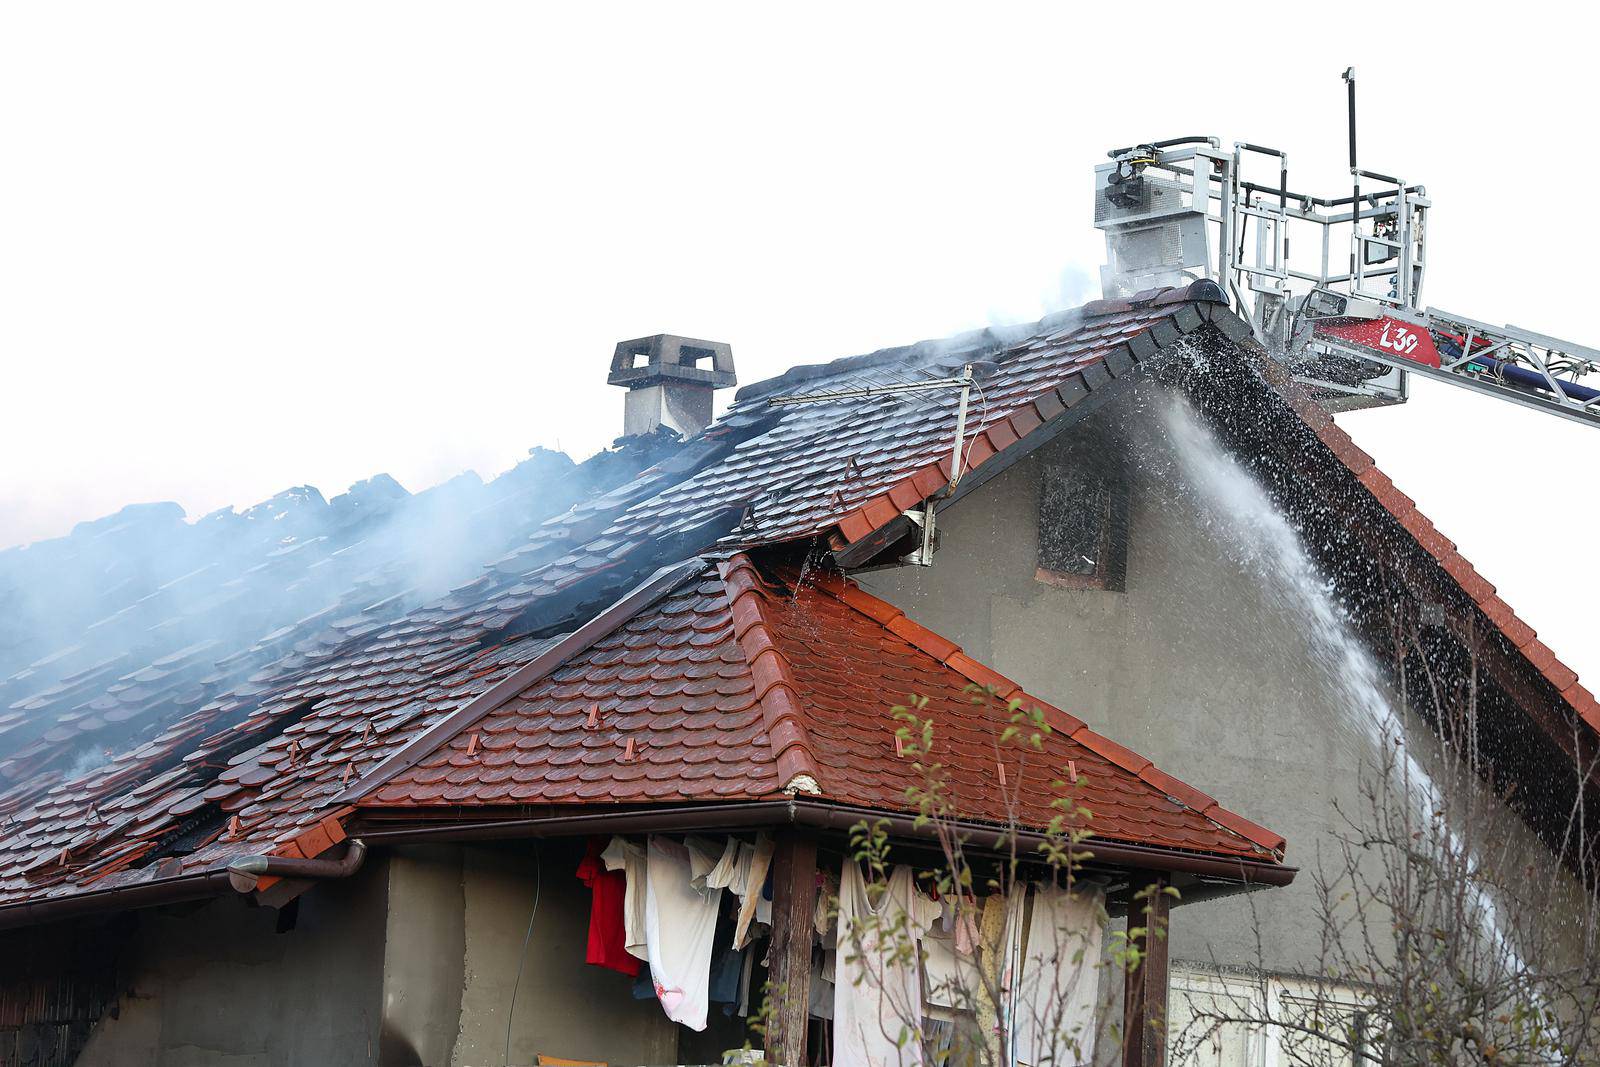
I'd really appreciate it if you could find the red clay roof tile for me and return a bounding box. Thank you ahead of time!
[1543,660,1580,696]
[1034,390,1066,423]
[1501,614,1538,649]
[838,511,874,545]
[1066,727,1153,778]
[1562,683,1600,730]
[911,465,948,500]
[1008,407,1043,440]
[887,481,923,513]
[364,554,1283,863]
[941,653,1020,700]
[982,421,1020,454]
[884,616,961,664]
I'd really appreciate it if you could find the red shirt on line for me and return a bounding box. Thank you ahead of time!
[577,836,640,976]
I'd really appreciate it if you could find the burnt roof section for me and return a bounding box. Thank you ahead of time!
[0,288,1224,916]
[0,437,680,815]
[0,277,1588,920]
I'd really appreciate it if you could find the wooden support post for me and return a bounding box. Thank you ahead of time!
[765,830,819,1067]
[1122,876,1171,1067]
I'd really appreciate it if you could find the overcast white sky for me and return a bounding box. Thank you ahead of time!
[1,3,1593,681]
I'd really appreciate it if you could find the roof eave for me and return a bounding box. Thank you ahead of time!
[348,796,1295,888]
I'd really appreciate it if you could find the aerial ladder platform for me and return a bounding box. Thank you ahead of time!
[1093,71,1600,431]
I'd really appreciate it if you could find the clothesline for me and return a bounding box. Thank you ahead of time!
[579,833,775,1031]
[577,834,1107,1066]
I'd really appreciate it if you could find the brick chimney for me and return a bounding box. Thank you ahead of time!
[608,334,736,438]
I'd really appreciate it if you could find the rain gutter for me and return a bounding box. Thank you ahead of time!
[0,794,1289,933]
[354,798,1296,888]
[0,840,368,932]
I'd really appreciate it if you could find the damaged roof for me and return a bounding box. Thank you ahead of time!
[0,440,677,814]
[0,279,1587,921]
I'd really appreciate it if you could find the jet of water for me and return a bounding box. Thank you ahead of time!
[1159,392,1518,964]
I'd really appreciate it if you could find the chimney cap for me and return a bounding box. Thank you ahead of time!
[609,334,736,390]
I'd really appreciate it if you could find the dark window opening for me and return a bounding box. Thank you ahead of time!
[1036,439,1129,592]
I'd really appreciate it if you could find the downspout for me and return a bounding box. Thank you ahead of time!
[226,839,368,893]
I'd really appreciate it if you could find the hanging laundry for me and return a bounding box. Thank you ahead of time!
[688,833,773,950]
[921,1018,957,1066]
[974,890,1014,1067]
[922,927,975,1012]
[601,836,649,961]
[708,910,745,1008]
[736,945,756,1018]
[576,836,639,976]
[686,836,737,890]
[814,868,838,939]
[808,944,836,1020]
[1010,884,1106,1067]
[949,894,980,956]
[632,963,657,1000]
[644,835,725,1031]
[833,862,943,1067]
[999,886,1029,1067]
[924,893,984,1010]
[732,832,775,949]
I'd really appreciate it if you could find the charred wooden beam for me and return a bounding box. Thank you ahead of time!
[764,829,819,1067]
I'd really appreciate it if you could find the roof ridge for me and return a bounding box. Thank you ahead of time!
[830,298,1215,551]
[331,557,709,806]
[718,555,825,796]
[730,281,1228,406]
[800,567,1286,857]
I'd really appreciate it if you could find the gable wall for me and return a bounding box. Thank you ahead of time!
[855,385,1569,974]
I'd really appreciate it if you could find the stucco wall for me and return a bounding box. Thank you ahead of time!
[66,840,686,1067]
[73,859,387,1066]
[381,845,468,1066]
[448,840,679,1067]
[371,840,684,1066]
[856,388,1565,975]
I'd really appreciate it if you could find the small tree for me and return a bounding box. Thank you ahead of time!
[802,687,1172,1067]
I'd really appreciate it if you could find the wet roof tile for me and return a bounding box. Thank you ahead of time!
[366,553,1281,861]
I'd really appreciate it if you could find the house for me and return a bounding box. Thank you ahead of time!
[0,282,1590,1066]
